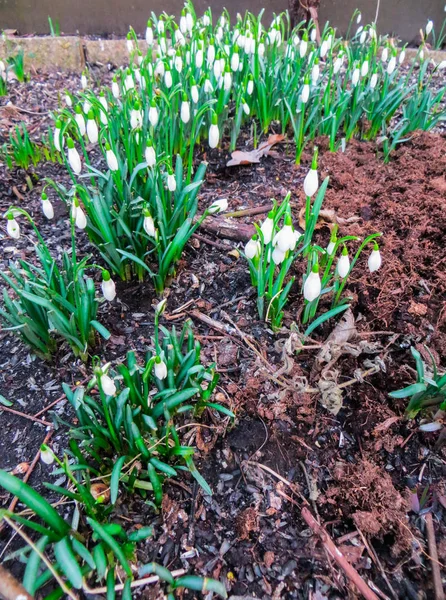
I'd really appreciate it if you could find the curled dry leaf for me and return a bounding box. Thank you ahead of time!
[318,370,343,415]
[11,462,30,476]
[227,134,285,166]
[298,207,361,232]
[90,483,111,503]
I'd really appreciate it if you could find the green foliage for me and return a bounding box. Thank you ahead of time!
[7,49,27,83]
[1,123,41,170]
[389,347,446,418]
[0,208,110,360]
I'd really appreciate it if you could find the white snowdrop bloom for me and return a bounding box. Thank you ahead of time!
[320,40,329,58]
[124,73,134,93]
[186,12,193,32]
[40,446,54,465]
[99,95,108,124]
[41,193,54,219]
[426,20,433,36]
[303,265,321,302]
[83,100,91,115]
[154,358,167,380]
[310,28,316,42]
[159,36,167,54]
[208,198,228,214]
[112,78,120,99]
[101,271,116,301]
[126,37,134,53]
[311,61,320,84]
[361,60,369,77]
[360,30,367,44]
[370,73,378,89]
[356,25,363,35]
[258,42,265,56]
[167,173,176,192]
[145,143,156,167]
[381,47,388,62]
[387,56,396,74]
[419,422,443,432]
[143,213,156,237]
[86,113,99,144]
[300,39,308,58]
[164,69,173,88]
[356,12,362,24]
[196,49,204,69]
[175,29,185,45]
[204,78,213,93]
[352,67,360,86]
[174,54,182,73]
[106,147,119,171]
[130,106,142,130]
[301,82,310,103]
[247,78,254,95]
[65,93,72,107]
[157,19,164,34]
[337,247,350,278]
[180,13,187,34]
[273,221,296,253]
[181,99,190,124]
[272,247,286,265]
[224,70,232,91]
[101,373,116,395]
[326,239,336,256]
[399,50,406,64]
[327,33,333,48]
[6,214,20,239]
[73,203,86,229]
[202,13,210,26]
[213,60,221,79]
[146,23,153,45]
[303,165,319,197]
[73,110,86,138]
[207,44,215,65]
[333,56,343,74]
[216,26,223,42]
[438,60,446,70]
[208,120,219,149]
[245,237,261,259]
[368,244,382,272]
[231,51,240,72]
[81,73,88,89]
[67,139,82,174]
[149,103,158,127]
[369,28,376,40]
[260,214,274,244]
[243,100,250,115]
[191,85,199,104]
[53,121,63,152]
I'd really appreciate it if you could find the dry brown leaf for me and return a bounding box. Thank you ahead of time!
[373,416,401,435]
[227,133,284,166]
[298,208,361,231]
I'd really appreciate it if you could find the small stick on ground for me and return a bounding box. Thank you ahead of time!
[223,203,273,218]
[0,564,33,600]
[0,404,51,427]
[301,507,380,600]
[192,232,231,251]
[425,512,445,600]
[34,376,89,417]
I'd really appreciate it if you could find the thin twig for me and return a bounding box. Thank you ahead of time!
[0,564,33,600]
[34,376,89,417]
[0,404,51,427]
[192,232,231,251]
[425,512,445,600]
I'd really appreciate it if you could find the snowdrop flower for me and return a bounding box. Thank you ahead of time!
[143,210,156,237]
[154,356,168,380]
[303,148,319,197]
[155,298,167,316]
[145,140,156,167]
[100,372,116,396]
[106,144,119,171]
[387,55,396,75]
[426,20,433,36]
[242,99,250,115]
[419,422,443,432]
[310,28,316,42]
[333,55,343,74]
[204,78,213,93]
[272,247,286,265]
[320,40,329,58]
[311,59,320,84]
[231,48,240,72]
[98,93,108,125]
[40,445,54,465]
[157,18,164,34]
[101,270,116,301]
[112,76,120,99]
[67,138,82,174]
[164,68,173,88]
[399,50,406,65]
[180,10,187,34]
[381,47,388,62]
[438,60,446,70]
[370,73,378,89]
[361,60,369,77]
[81,72,88,89]
[247,75,254,96]
[213,59,222,79]
[167,172,176,192]
[124,70,134,93]
[337,246,350,278]
[180,95,190,124]
[130,102,142,130]
[72,198,87,229]
[6,213,20,239]
[368,243,382,273]
[53,120,64,152]
[356,12,362,24]
[126,34,134,53]
[74,105,86,136]
[360,30,367,44]
[245,235,261,259]
[65,92,72,107]
[159,35,167,54]
[224,69,232,91]
[208,113,219,149]
[207,42,215,65]
[191,82,199,104]
[175,27,185,46]
[86,111,99,144]
[186,11,193,32]
[146,20,153,45]
[196,47,204,69]
[326,232,337,256]
[208,198,228,214]
[273,215,296,253]
[260,212,274,244]
[174,51,183,73]
[300,33,308,58]
[83,99,92,115]
[202,13,210,26]
[41,192,54,219]
[303,263,321,302]
[352,67,360,86]
[149,101,158,127]
[356,25,363,35]
[258,42,265,56]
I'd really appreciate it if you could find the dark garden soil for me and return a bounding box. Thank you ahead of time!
[1,73,446,599]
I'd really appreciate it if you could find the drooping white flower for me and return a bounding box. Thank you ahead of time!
[81,73,88,89]
[126,36,134,53]
[209,114,219,149]
[258,42,265,56]
[326,240,336,256]
[101,373,116,395]
[180,11,187,34]
[145,142,156,167]
[320,40,329,58]
[361,60,369,77]
[149,102,158,127]
[156,298,167,315]
[143,211,156,237]
[303,264,321,302]
[53,120,64,152]
[164,69,173,88]
[399,50,406,64]
[154,357,167,380]
[191,84,199,104]
[242,100,250,115]
[67,138,82,174]
[245,236,261,259]
[174,52,183,73]
[438,60,446,70]
[426,20,433,36]
[157,18,164,34]
[106,145,119,171]
[41,193,54,219]
[352,67,360,86]
[207,43,215,65]
[202,13,211,26]
[333,55,343,74]
[310,28,316,42]
[40,445,54,465]
[130,103,143,130]
[370,73,378,89]
[146,21,154,45]
[74,107,86,136]
[381,47,389,62]
[387,56,396,75]
[273,218,296,253]
[303,149,319,197]
[196,48,204,69]
[311,60,320,84]
[112,77,120,99]
[73,201,87,229]
[356,12,362,24]
[231,50,240,72]
[6,214,20,239]
[86,111,99,144]
[65,93,72,107]
[247,77,254,96]
[300,37,308,58]
[272,247,286,265]
[368,243,382,273]
[208,198,228,214]
[223,69,232,91]
[175,28,185,45]
[204,78,213,93]
[159,35,167,54]
[99,93,108,125]
[167,172,176,192]
[360,30,367,44]
[101,270,116,301]
[186,12,193,32]
[180,98,191,124]
[260,213,274,244]
[337,247,350,278]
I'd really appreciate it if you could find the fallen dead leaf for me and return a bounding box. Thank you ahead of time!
[227,134,284,166]
[373,416,400,435]
[298,208,361,232]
